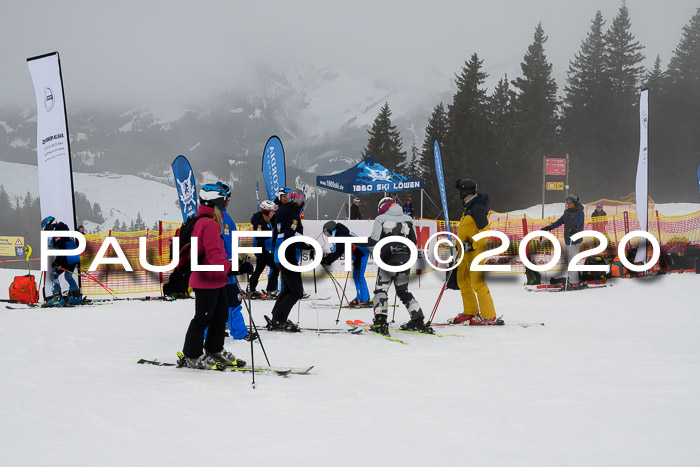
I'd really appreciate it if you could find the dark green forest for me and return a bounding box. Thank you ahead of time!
[364,5,700,217]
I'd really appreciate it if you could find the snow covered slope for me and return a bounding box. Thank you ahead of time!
[0,161,182,230]
[1,268,698,466]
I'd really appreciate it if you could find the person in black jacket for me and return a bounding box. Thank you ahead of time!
[248,200,280,299]
[541,194,585,288]
[321,221,370,306]
[266,189,314,332]
[350,197,362,220]
[403,196,415,217]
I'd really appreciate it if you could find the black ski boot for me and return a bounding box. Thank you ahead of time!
[400,318,434,334]
[370,314,390,336]
[265,315,301,333]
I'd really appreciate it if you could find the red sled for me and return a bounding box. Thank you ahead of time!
[9,275,39,304]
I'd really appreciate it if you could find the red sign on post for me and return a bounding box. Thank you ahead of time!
[545,158,567,176]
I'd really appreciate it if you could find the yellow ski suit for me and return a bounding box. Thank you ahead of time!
[455,193,496,320]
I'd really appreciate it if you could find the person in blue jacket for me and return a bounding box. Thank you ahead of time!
[216,182,255,341]
[540,193,585,289]
[41,216,82,306]
[321,221,370,307]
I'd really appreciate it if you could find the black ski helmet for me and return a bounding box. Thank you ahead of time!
[565,194,579,205]
[323,221,337,233]
[199,183,228,210]
[455,179,477,198]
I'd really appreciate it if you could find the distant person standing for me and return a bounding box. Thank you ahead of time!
[350,197,362,220]
[403,196,415,217]
[390,192,402,207]
[591,202,608,247]
[592,203,606,218]
[541,194,585,289]
[248,200,280,299]
[267,189,313,332]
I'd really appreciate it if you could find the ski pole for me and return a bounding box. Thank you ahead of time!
[60,266,117,297]
[243,272,255,389]
[79,267,117,296]
[313,266,320,335]
[390,281,398,323]
[334,271,351,324]
[322,264,342,302]
[324,264,352,307]
[427,269,453,325]
[565,242,572,290]
[238,282,270,367]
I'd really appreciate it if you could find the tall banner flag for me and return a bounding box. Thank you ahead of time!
[697,165,700,200]
[261,135,286,201]
[27,52,77,230]
[256,180,261,209]
[172,155,197,222]
[433,140,450,230]
[634,89,649,263]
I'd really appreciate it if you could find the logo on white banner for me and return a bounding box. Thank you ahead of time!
[44,86,54,112]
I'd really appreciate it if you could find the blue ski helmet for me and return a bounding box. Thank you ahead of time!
[216,181,231,199]
[41,216,56,231]
[199,183,229,210]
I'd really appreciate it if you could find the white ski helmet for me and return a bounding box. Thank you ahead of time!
[260,200,276,212]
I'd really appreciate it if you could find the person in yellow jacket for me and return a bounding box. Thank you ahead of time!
[448,179,500,325]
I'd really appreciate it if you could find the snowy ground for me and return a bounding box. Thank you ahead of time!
[1,268,699,466]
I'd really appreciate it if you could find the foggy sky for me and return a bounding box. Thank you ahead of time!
[1,0,697,120]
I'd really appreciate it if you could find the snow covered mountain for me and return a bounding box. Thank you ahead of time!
[0,65,442,190]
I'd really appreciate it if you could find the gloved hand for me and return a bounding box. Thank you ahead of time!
[320,255,329,266]
[462,238,474,252]
[51,260,60,269]
[308,248,316,261]
[567,226,578,237]
[540,225,552,232]
[238,261,254,276]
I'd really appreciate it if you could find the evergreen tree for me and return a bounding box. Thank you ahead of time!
[562,11,610,194]
[134,212,146,231]
[603,2,646,194]
[643,55,665,91]
[659,7,700,199]
[446,53,492,216]
[361,102,406,169]
[488,75,515,201]
[93,202,105,224]
[0,185,10,223]
[510,23,559,209]
[420,102,449,218]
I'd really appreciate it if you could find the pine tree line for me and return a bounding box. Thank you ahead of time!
[0,185,152,269]
[362,5,700,216]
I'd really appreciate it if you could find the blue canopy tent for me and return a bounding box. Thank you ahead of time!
[316,157,424,218]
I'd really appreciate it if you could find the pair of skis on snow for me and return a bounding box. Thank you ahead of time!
[137,352,314,377]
